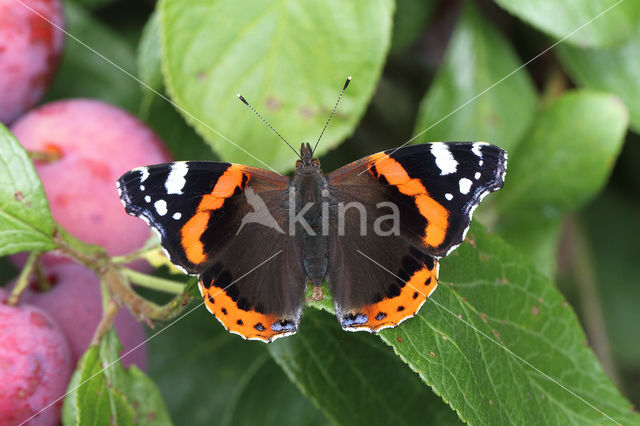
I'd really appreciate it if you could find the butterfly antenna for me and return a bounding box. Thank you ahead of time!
[312,76,351,155]
[237,94,301,159]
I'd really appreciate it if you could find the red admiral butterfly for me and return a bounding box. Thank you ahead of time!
[117,78,507,342]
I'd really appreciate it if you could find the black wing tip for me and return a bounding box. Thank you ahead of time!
[115,167,149,216]
[473,142,508,191]
[494,148,508,190]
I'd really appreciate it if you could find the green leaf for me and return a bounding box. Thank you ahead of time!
[222,353,330,426]
[0,256,19,285]
[184,277,200,299]
[495,216,563,278]
[391,0,437,52]
[413,1,537,154]
[359,223,636,424]
[68,0,116,8]
[269,309,462,425]
[148,305,327,425]
[63,328,172,425]
[582,192,640,369]
[145,96,219,161]
[138,11,164,112]
[0,124,55,256]
[45,1,139,112]
[495,90,628,219]
[494,90,627,275]
[160,0,393,171]
[136,12,217,162]
[493,0,640,48]
[557,32,640,133]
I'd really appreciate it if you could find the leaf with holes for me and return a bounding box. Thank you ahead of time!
[0,124,55,256]
[493,0,640,48]
[137,12,217,162]
[138,10,163,95]
[138,10,164,117]
[414,1,537,154]
[160,0,393,171]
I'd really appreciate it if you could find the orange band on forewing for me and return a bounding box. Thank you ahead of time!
[181,166,248,264]
[211,168,245,197]
[198,194,225,211]
[415,194,448,247]
[181,211,209,264]
[369,153,449,248]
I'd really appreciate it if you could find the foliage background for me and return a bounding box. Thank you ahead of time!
[1,0,640,424]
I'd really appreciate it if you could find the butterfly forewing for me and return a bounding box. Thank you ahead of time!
[328,142,507,258]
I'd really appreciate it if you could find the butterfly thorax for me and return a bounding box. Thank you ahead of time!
[292,142,329,286]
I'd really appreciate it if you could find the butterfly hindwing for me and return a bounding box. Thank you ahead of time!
[117,162,307,342]
[326,216,439,331]
[197,222,308,342]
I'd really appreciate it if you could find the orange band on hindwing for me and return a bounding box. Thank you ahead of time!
[346,261,439,332]
[368,153,449,248]
[181,166,248,265]
[198,281,297,342]
[344,260,439,332]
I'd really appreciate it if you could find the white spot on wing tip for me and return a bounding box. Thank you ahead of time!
[154,199,168,216]
[459,178,472,195]
[172,212,182,220]
[472,143,482,158]
[445,193,453,201]
[430,143,457,175]
[144,195,151,203]
[133,167,150,182]
[166,162,189,195]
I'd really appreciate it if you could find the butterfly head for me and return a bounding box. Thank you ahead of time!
[296,142,321,172]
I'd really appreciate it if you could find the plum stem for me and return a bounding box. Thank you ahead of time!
[27,149,62,163]
[53,226,109,270]
[50,226,191,324]
[33,261,52,291]
[110,244,161,265]
[122,268,185,294]
[103,267,191,324]
[90,299,119,347]
[7,251,39,305]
